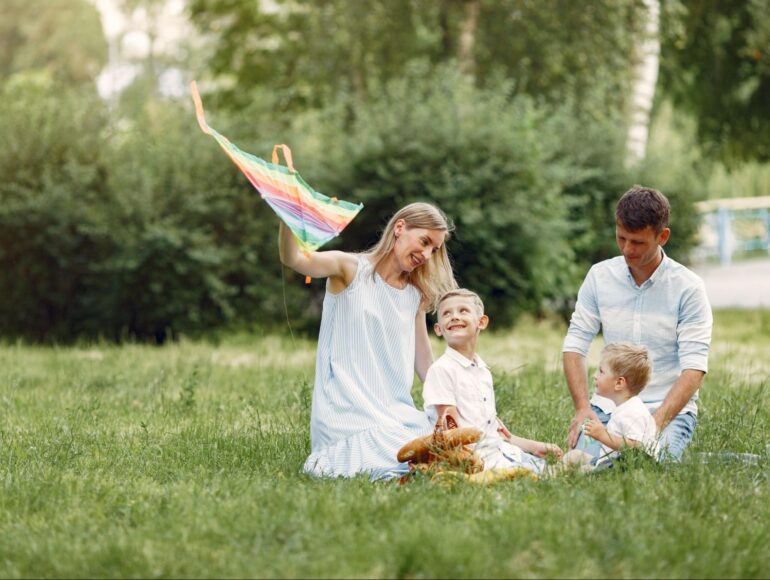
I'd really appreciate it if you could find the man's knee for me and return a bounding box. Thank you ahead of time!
[658,412,697,462]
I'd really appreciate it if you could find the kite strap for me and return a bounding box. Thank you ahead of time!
[189,81,211,135]
[271,144,296,173]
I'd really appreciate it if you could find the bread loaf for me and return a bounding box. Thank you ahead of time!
[396,427,482,463]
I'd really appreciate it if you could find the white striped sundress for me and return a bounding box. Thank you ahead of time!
[303,254,433,480]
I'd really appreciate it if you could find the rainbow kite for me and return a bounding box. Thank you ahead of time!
[190,81,363,255]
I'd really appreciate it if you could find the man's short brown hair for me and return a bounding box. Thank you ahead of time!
[601,342,653,395]
[615,186,670,233]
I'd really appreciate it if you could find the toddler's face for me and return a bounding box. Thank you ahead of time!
[434,296,488,346]
[593,358,619,398]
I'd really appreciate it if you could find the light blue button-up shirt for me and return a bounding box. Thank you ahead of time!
[562,252,713,415]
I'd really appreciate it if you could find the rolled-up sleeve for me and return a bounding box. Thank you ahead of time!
[562,267,601,356]
[423,365,457,410]
[677,281,713,373]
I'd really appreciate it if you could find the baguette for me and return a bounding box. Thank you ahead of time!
[397,427,482,463]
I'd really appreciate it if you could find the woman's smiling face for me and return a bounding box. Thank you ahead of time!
[393,221,445,273]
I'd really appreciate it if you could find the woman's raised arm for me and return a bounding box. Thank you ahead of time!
[278,222,357,288]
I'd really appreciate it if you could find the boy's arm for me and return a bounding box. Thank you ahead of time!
[583,419,640,451]
[498,418,563,458]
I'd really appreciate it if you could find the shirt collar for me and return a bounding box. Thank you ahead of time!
[624,247,670,287]
[444,346,489,369]
[646,248,670,285]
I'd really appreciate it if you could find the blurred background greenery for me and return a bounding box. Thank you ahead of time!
[1,0,768,342]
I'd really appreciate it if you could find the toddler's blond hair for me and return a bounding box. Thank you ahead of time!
[601,342,652,394]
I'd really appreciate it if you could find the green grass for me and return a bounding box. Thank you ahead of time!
[1,311,769,578]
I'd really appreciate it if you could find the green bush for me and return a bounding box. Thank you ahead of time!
[0,76,310,342]
[293,66,579,325]
[0,69,704,341]
[0,73,115,340]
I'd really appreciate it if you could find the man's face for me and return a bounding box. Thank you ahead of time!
[434,296,488,347]
[615,223,670,270]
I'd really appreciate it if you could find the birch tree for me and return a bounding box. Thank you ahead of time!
[626,0,660,167]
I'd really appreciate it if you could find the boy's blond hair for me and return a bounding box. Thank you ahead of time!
[436,288,485,317]
[601,342,653,394]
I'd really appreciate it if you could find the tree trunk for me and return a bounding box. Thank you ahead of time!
[458,0,480,79]
[626,0,660,167]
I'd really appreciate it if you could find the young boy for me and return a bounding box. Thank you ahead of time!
[564,342,660,469]
[423,289,563,477]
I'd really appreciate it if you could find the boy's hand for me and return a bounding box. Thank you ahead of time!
[435,408,458,432]
[583,419,606,440]
[534,442,563,460]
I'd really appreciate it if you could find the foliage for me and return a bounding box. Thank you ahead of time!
[476,0,644,112]
[660,0,770,162]
[0,311,768,577]
[0,0,728,341]
[0,0,107,86]
[706,160,770,199]
[632,101,705,261]
[188,0,645,118]
[0,76,310,342]
[291,66,580,325]
[0,73,114,341]
[188,0,440,110]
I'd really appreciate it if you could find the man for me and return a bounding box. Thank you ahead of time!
[562,186,713,461]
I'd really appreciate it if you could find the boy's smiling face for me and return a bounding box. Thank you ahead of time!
[434,295,488,349]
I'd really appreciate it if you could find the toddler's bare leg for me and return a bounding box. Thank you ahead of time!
[561,449,593,473]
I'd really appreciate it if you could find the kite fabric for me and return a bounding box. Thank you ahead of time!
[190,81,363,254]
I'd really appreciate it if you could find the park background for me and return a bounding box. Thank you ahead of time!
[1,1,769,578]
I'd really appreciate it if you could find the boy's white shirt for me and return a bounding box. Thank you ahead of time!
[422,346,524,466]
[598,395,660,463]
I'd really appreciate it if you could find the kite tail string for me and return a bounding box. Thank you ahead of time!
[281,263,297,349]
[281,263,314,405]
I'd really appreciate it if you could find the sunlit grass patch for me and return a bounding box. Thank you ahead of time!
[0,310,768,578]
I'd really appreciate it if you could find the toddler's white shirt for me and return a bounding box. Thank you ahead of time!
[598,395,660,463]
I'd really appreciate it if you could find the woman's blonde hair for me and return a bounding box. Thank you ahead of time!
[366,202,457,312]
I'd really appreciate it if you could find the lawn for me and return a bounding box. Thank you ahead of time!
[0,310,768,578]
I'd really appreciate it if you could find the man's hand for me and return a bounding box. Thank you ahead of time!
[533,442,563,460]
[652,408,666,434]
[568,407,600,449]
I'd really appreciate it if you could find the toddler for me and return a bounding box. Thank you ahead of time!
[564,342,660,469]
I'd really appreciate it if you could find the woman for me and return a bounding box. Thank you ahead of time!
[279,202,457,480]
